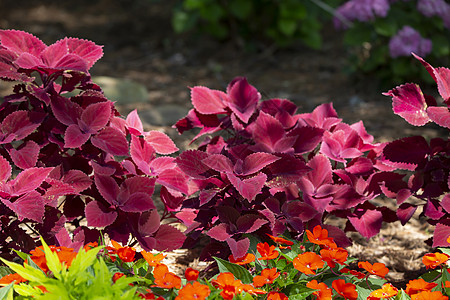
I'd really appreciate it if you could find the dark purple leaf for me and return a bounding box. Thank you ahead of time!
[227,172,267,201]
[321,224,352,248]
[424,199,445,220]
[153,224,186,251]
[288,126,324,155]
[345,157,373,176]
[160,186,184,211]
[396,203,417,225]
[225,77,260,123]
[382,136,431,170]
[62,170,92,193]
[130,135,156,175]
[138,210,161,236]
[266,154,310,188]
[94,174,120,206]
[236,215,268,233]
[50,95,83,126]
[190,86,227,114]
[85,200,117,227]
[383,83,430,126]
[282,201,318,222]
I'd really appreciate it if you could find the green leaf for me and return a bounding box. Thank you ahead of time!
[0,283,14,300]
[278,18,297,36]
[283,283,315,299]
[172,10,193,33]
[394,289,411,300]
[356,284,372,300]
[40,238,62,276]
[0,259,46,283]
[213,257,253,284]
[13,283,42,297]
[69,245,104,275]
[12,250,29,262]
[0,266,13,278]
[374,18,398,36]
[343,25,373,46]
[229,0,252,20]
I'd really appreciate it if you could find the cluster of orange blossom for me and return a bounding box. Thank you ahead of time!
[1,225,450,299]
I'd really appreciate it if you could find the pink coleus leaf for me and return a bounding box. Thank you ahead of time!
[383,83,430,126]
[247,111,286,152]
[153,224,186,251]
[94,174,120,206]
[55,227,84,250]
[236,153,280,176]
[125,109,144,135]
[227,172,267,201]
[64,37,104,70]
[190,86,227,114]
[396,203,417,225]
[149,157,176,174]
[85,200,117,227]
[157,168,189,194]
[50,95,83,126]
[79,101,112,133]
[2,111,44,140]
[266,154,310,188]
[382,136,431,170]
[138,210,161,236]
[91,126,129,156]
[236,214,268,233]
[10,167,53,196]
[226,237,250,259]
[288,126,324,155]
[202,154,234,173]
[0,30,46,57]
[62,170,92,193]
[130,135,156,175]
[144,131,178,154]
[121,192,155,212]
[427,106,450,128]
[225,77,260,123]
[207,223,231,241]
[9,140,39,169]
[64,124,91,148]
[0,154,11,184]
[413,53,450,103]
[432,219,450,247]
[299,103,341,130]
[1,191,45,222]
[348,209,383,239]
[175,150,210,179]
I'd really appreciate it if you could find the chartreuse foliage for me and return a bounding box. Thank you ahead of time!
[1,228,450,299]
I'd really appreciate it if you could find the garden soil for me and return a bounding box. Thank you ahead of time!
[1,0,447,289]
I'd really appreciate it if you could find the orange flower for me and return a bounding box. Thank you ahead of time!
[83,241,98,251]
[229,253,255,265]
[358,261,389,278]
[307,280,332,300]
[368,283,398,299]
[293,252,325,275]
[411,290,448,300]
[406,278,438,296]
[267,291,288,300]
[110,240,136,262]
[185,267,199,281]
[320,247,348,268]
[340,268,365,279]
[256,242,279,260]
[211,272,243,300]
[332,279,358,300]
[252,268,280,287]
[141,251,166,267]
[152,264,181,289]
[138,289,164,300]
[305,225,336,248]
[112,272,126,283]
[241,284,267,295]
[422,253,450,269]
[267,234,294,249]
[29,245,77,273]
[0,273,27,285]
[175,281,211,300]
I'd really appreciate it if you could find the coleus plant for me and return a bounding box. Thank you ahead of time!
[0,29,187,258]
[381,53,450,247]
[172,76,403,260]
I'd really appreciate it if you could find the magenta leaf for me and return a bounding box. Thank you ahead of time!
[175,150,210,179]
[160,186,184,210]
[190,86,227,114]
[247,111,285,152]
[10,167,53,196]
[384,83,430,126]
[2,111,44,140]
[413,53,450,102]
[138,210,161,236]
[145,131,178,154]
[227,172,267,201]
[427,106,450,129]
[9,141,39,169]
[85,201,117,227]
[1,191,45,222]
[348,209,383,239]
[64,124,91,148]
[91,126,129,156]
[130,135,156,175]
[0,154,11,183]
[237,153,280,176]
[396,203,417,225]
[125,109,144,135]
[55,227,83,250]
[64,37,104,69]
[0,30,46,57]
[94,174,120,205]
[226,237,250,259]
[153,224,186,251]
[236,215,268,233]
[266,154,310,188]
[62,170,92,193]
[207,224,231,241]
[382,136,430,170]
[50,95,83,126]
[432,219,450,247]
[225,77,260,123]
[202,154,234,173]
[80,102,112,133]
[288,126,324,154]
[121,192,155,212]
[157,168,189,194]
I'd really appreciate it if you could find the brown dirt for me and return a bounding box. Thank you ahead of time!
[1,0,444,289]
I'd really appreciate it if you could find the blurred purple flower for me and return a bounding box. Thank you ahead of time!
[389,26,432,58]
[334,0,391,29]
[417,0,450,29]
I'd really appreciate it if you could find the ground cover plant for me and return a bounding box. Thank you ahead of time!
[0,29,449,298]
